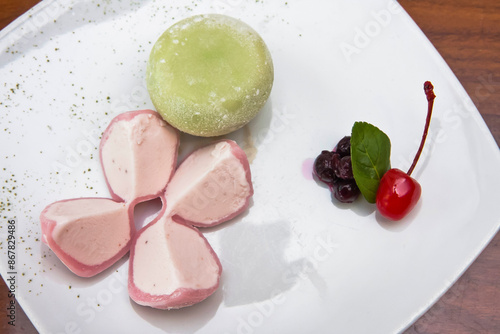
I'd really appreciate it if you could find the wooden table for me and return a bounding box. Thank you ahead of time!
[1,1,498,333]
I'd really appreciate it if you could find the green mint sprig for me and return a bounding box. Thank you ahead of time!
[350,122,391,203]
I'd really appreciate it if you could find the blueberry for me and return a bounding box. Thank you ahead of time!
[332,179,360,203]
[313,151,338,184]
[335,156,353,180]
[335,136,351,157]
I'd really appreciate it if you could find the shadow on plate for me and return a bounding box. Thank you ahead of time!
[133,197,163,230]
[176,98,274,165]
[330,191,377,218]
[375,199,422,232]
[127,219,315,332]
[219,219,319,307]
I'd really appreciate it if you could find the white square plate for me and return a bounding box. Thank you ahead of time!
[1,1,499,333]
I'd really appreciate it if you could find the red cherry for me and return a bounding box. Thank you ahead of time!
[375,81,435,221]
[376,168,422,220]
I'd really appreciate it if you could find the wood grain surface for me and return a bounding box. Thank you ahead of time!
[1,1,499,333]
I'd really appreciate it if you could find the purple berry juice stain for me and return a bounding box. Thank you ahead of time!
[302,158,314,180]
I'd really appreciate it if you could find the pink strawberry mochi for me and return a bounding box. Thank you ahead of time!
[165,139,253,227]
[128,140,253,309]
[100,110,179,204]
[128,211,222,310]
[40,198,133,277]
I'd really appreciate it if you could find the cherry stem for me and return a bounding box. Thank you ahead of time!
[407,81,436,176]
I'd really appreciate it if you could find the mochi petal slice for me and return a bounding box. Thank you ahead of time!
[128,211,222,309]
[100,110,179,204]
[40,198,133,277]
[165,140,253,227]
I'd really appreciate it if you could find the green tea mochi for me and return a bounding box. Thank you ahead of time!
[147,14,274,137]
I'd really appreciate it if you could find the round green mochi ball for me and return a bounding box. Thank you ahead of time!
[147,14,274,137]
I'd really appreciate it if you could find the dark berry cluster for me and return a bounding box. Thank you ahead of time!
[313,136,360,203]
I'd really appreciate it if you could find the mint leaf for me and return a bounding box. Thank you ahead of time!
[351,122,391,203]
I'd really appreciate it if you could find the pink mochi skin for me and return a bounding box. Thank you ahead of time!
[127,196,223,310]
[39,109,253,310]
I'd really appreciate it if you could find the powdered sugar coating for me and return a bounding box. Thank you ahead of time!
[147,14,274,137]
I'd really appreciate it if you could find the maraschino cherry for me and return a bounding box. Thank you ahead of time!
[376,81,436,220]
